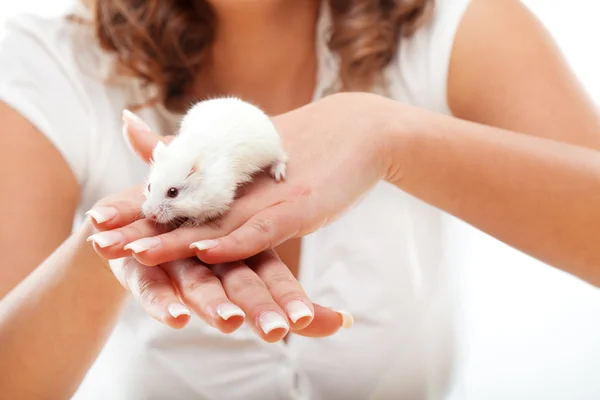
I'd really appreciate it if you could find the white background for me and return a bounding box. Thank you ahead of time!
[1,1,600,399]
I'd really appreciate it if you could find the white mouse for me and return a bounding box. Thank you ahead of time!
[139,97,288,226]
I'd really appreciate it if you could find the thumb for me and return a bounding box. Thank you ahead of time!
[191,202,303,265]
[122,109,174,164]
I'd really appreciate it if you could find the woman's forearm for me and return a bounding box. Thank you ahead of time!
[383,101,600,286]
[0,219,127,399]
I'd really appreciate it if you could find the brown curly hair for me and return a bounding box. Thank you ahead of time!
[80,0,434,113]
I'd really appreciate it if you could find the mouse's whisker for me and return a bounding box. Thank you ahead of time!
[173,217,186,229]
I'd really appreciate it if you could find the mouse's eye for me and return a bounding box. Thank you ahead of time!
[167,187,179,198]
[147,183,151,192]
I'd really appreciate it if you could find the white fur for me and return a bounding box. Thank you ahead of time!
[141,97,288,225]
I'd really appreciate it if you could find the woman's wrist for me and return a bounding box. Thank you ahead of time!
[359,93,427,185]
[321,92,409,183]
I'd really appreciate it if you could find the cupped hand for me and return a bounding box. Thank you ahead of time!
[109,253,351,341]
[89,185,351,341]
[89,92,391,268]
[87,101,364,339]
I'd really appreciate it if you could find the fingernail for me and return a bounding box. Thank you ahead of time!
[336,310,354,329]
[124,237,161,253]
[121,123,135,154]
[123,109,152,133]
[286,300,313,323]
[168,303,191,319]
[190,240,218,251]
[87,231,124,248]
[85,206,118,224]
[258,311,289,335]
[216,303,246,320]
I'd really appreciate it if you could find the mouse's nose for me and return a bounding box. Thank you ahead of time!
[148,214,157,221]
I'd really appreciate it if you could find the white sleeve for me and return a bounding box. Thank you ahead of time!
[394,0,473,113]
[0,15,92,184]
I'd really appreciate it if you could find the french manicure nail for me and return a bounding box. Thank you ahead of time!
[168,303,191,318]
[189,240,219,251]
[216,303,246,320]
[121,122,135,154]
[87,231,124,248]
[85,206,118,224]
[286,300,313,323]
[122,109,152,133]
[124,237,161,253]
[258,311,289,335]
[336,310,354,329]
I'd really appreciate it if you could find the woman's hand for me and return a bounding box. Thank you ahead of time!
[88,186,351,342]
[104,250,349,342]
[87,101,364,340]
[89,92,393,267]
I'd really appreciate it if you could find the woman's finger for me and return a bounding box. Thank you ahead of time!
[246,250,314,331]
[211,261,290,343]
[191,202,302,265]
[87,219,171,261]
[110,257,191,329]
[163,259,245,334]
[129,225,222,266]
[122,109,174,164]
[119,222,228,266]
[85,184,146,230]
[292,304,354,338]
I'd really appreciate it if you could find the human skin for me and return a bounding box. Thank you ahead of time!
[2,0,600,398]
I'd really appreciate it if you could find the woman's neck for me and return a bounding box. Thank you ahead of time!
[194,1,321,114]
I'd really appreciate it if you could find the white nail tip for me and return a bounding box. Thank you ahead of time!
[258,312,289,335]
[122,109,135,119]
[124,237,161,253]
[216,303,245,320]
[86,231,123,248]
[336,310,354,329]
[189,240,218,251]
[286,300,313,323]
[122,109,152,133]
[85,207,117,224]
[168,304,191,318]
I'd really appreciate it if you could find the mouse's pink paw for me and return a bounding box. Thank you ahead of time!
[270,161,287,182]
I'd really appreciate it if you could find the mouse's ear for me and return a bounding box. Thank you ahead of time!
[152,141,167,163]
[186,161,199,178]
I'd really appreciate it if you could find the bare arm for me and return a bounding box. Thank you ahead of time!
[385,0,600,285]
[385,104,600,286]
[0,102,126,398]
[448,0,600,150]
